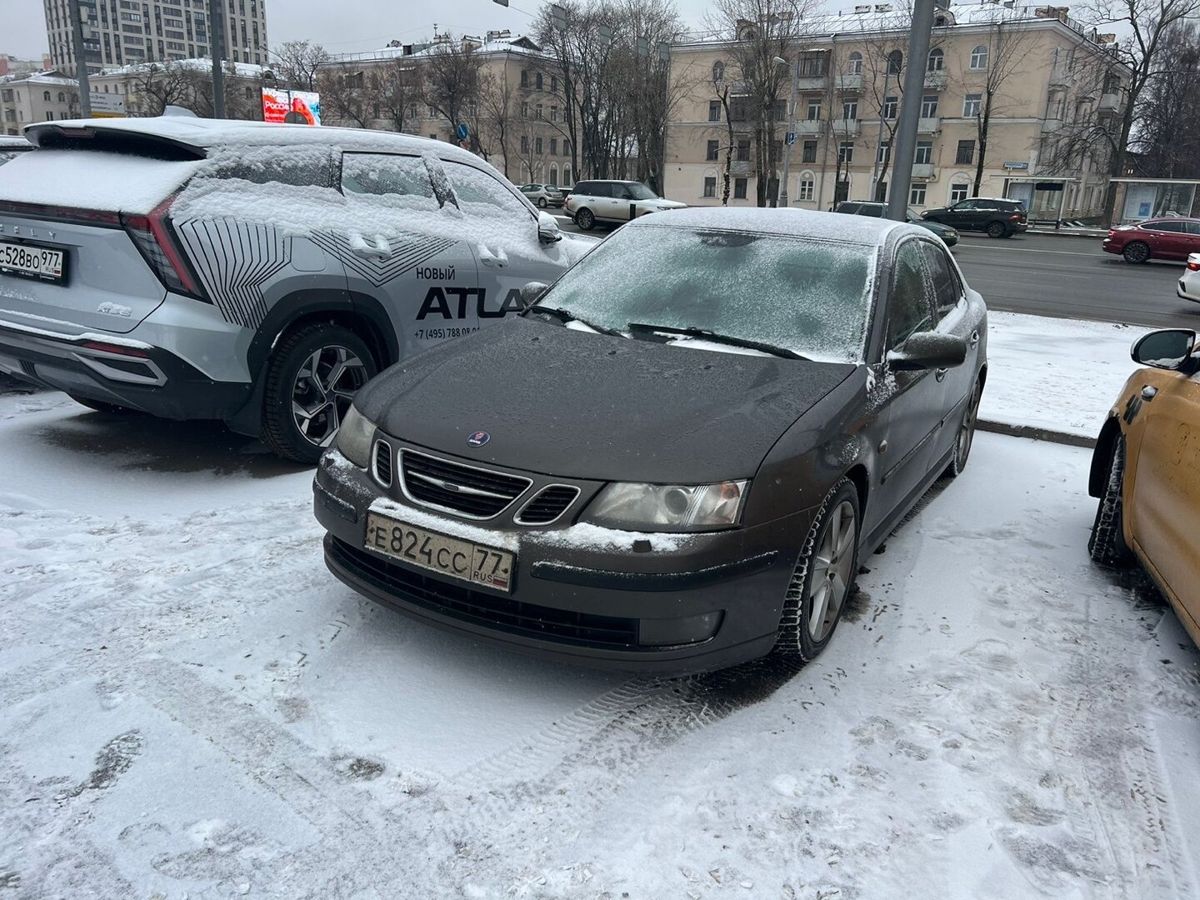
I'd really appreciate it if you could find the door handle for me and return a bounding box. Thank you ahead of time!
[968,330,980,347]
[349,232,389,259]
[935,367,948,382]
[1141,385,1158,401]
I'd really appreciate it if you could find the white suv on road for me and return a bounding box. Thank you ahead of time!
[564,180,686,230]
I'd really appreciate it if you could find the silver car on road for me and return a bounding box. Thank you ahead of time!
[0,118,586,461]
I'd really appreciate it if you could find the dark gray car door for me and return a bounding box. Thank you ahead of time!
[919,239,979,459]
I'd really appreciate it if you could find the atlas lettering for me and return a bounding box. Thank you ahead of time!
[417,286,525,320]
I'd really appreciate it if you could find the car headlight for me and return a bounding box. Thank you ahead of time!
[335,405,376,467]
[584,481,748,532]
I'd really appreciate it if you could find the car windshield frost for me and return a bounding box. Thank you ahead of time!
[536,226,875,362]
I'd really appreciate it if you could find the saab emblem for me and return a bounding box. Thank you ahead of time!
[467,431,490,447]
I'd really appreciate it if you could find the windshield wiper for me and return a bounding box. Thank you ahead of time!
[626,323,806,360]
[526,305,624,336]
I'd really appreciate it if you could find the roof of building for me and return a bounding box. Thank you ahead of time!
[326,34,543,66]
[24,115,483,165]
[96,59,270,79]
[0,70,79,87]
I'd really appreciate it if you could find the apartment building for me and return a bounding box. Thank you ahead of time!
[44,0,269,75]
[90,58,268,118]
[665,1,1125,220]
[321,31,577,187]
[0,71,79,135]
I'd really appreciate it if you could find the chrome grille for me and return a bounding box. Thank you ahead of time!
[372,439,392,487]
[400,449,531,519]
[515,485,580,525]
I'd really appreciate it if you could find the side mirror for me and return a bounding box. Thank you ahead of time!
[1131,328,1196,369]
[887,331,968,371]
[519,281,549,309]
[537,210,562,244]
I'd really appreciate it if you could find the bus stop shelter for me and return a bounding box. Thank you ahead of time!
[1109,178,1200,224]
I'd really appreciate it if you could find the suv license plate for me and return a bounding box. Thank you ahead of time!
[364,512,514,592]
[0,241,65,283]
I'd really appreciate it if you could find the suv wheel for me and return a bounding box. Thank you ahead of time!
[575,208,595,231]
[262,323,377,464]
[1122,241,1151,264]
[986,221,1007,238]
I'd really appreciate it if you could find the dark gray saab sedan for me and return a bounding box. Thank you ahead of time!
[313,208,987,672]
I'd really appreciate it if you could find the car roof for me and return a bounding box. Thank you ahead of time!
[24,116,483,166]
[624,206,920,245]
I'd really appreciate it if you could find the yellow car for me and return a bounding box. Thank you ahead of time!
[1089,328,1200,648]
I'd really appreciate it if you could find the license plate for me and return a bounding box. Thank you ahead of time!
[364,512,514,593]
[0,241,65,283]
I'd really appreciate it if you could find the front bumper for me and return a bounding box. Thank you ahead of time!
[0,318,250,419]
[314,450,813,673]
[1178,279,1200,303]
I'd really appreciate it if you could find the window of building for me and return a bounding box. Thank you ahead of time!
[520,135,529,153]
[706,139,719,161]
[927,48,944,71]
[921,95,939,118]
[802,139,817,163]
[955,139,975,164]
[950,181,969,203]
[549,164,558,187]
[736,138,750,162]
[806,98,821,120]
[963,93,982,117]
[535,103,543,119]
[733,177,748,199]
[712,60,725,82]
[550,138,558,155]
[882,95,898,118]
[520,69,529,87]
[43,90,51,101]
[774,98,787,121]
[550,105,558,121]
[839,141,854,163]
[910,183,927,205]
[521,101,528,118]
[847,52,863,75]
[535,136,543,154]
[563,140,571,156]
[970,45,989,70]
[798,51,826,77]
[730,95,748,121]
[798,178,814,201]
[915,141,932,164]
[703,176,717,198]
[708,100,721,121]
[877,140,890,164]
[57,91,65,102]
[535,72,543,90]
[842,99,857,120]
[887,50,903,74]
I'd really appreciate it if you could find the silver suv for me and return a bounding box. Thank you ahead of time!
[0,118,585,461]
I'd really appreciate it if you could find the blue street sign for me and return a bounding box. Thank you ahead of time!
[456,123,470,140]
[785,132,797,145]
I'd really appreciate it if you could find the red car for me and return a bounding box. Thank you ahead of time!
[1102,217,1200,264]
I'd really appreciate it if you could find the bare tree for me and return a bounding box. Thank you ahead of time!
[478,63,517,177]
[318,67,372,128]
[1136,22,1200,177]
[421,36,485,151]
[373,60,422,134]
[271,40,330,91]
[125,61,197,116]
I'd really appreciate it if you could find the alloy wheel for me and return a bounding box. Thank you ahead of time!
[290,345,369,448]
[956,383,982,470]
[808,500,857,642]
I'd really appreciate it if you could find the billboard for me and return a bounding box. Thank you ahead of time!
[261,88,321,125]
[89,93,126,118]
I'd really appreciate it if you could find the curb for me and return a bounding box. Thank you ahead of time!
[978,419,1096,448]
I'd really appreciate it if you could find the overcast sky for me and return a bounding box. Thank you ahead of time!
[5,0,719,60]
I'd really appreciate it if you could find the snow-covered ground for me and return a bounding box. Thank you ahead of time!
[983,312,1152,439]
[1,387,1198,898]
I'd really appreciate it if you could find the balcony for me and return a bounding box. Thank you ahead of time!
[830,118,860,136]
[923,70,947,90]
[796,74,829,90]
[1099,92,1120,111]
[917,117,941,133]
[911,162,935,179]
[836,73,863,91]
[794,119,822,135]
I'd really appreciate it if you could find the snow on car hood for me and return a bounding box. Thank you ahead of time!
[354,316,856,483]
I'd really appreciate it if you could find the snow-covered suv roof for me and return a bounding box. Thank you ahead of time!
[25,116,480,165]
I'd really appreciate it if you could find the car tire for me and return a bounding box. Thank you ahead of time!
[945,378,983,478]
[70,395,133,415]
[1122,241,1151,264]
[575,208,595,231]
[1089,434,1134,567]
[986,221,1007,238]
[774,477,861,661]
[537,197,547,208]
[262,323,377,464]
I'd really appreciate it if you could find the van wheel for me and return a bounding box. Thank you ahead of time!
[774,478,860,661]
[1089,435,1134,566]
[1122,241,1150,264]
[575,208,595,231]
[986,221,1007,238]
[262,323,377,464]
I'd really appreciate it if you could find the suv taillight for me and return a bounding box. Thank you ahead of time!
[121,196,206,301]
[1188,259,1200,272]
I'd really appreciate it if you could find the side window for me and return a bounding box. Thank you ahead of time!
[1155,221,1184,233]
[443,162,530,218]
[340,153,438,211]
[887,242,934,349]
[954,200,977,211]
[588,183,611,198]
[919,241,961,319]
[206,146,335,188]
[1185,222,1200,235]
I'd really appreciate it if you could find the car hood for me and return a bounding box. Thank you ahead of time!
[647,199,688,209]
[355,317,855,483]
[922,207,950,217]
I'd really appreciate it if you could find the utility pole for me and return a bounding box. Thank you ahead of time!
[885,0,940,221]
[208,0,226,118]
[70,0,92,117]
[776,55,799,208]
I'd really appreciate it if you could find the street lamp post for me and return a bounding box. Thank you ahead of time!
[776,55,799,209]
